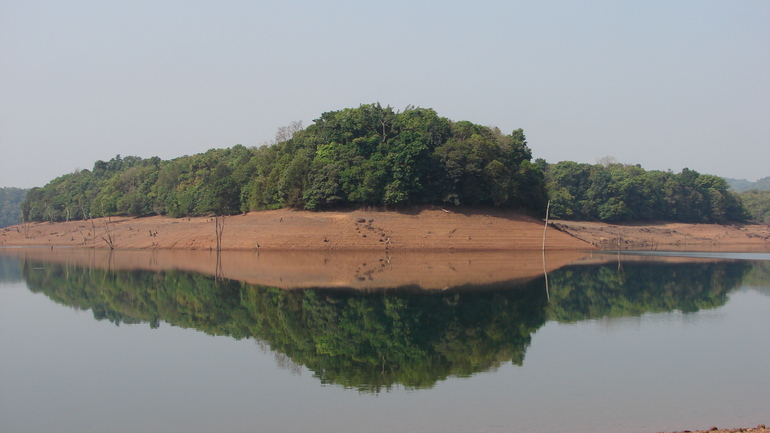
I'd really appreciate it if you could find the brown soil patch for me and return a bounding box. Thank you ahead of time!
[2,208,768,253]
[553,220,770,252]
[0,207,589,251]
[657,426,768,433]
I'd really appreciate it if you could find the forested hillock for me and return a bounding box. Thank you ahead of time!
[0,187,28,228]
[543,161,747,223]
[21,104,546,222]
[19,103,753,225]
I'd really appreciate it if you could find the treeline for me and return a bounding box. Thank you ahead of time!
[21,104,546,222]
[0,187,28,228]
[738,190,770,224]
[19,103,756,224]
[543,161,747,223]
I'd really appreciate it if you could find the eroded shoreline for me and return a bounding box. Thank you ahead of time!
[2,208,769,252]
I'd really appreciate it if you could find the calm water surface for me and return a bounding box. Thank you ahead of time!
[1,249,768,433]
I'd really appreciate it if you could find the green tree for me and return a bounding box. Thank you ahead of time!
[738,190,770,223]
[544,162,750,223]
[22,104,550,220]
[0,187,29,228]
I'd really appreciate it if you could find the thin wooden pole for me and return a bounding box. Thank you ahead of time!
[542,200,551,301]
[542,200,550,252]
[542,249,550,302]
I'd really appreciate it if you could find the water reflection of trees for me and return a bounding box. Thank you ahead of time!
[546,261,752,322]
[743,261,770,296]
[19,258,756,392]
[0,255,22,283]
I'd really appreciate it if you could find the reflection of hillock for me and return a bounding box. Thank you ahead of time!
[18,257,757,392]
[742,262,770,296]
[243,286,547,391]
[546,261,752,322]
[21,261,548,392]
[0,255,22,283]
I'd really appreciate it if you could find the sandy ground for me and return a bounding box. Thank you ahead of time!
[1,207,590,251]
[553,220,770,252]
[658,427,767,433]
[2,207,769,253]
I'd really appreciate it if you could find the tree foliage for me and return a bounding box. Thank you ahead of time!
[22,104,545,222]
[19,104,754,224]
[544,161,747,223]
[0,187,28,228]
[737,189,770,224]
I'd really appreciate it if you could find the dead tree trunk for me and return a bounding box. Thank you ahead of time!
[215,215,225,251]
[100,202,115,249]
[19,209,30,239]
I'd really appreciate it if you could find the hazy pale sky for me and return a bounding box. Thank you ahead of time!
[1,0,768,188]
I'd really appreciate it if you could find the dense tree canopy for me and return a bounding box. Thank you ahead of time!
[19,103,756,224]
[737,189,770,224]
[0,187,28,228]
[21,104,546,222]
[543,161,748,223]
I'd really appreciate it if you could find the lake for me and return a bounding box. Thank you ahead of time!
[1,248,768,433]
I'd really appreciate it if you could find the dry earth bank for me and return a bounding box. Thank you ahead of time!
[657,426,767,433]
[2,208,769,252]
[553,220,770,252]
[1,207,588,251]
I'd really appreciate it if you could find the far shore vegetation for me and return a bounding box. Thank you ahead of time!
[0,187,28,228]
[10,104,769,226]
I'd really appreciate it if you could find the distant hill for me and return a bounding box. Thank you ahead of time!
[725,176,770,192]
[0,187,28,228]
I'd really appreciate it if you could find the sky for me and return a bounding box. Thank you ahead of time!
[1,0,768,189]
